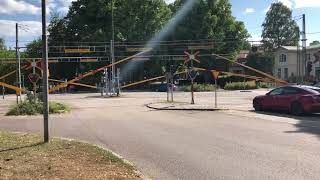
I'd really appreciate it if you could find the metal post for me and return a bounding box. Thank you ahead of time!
[33,59,36,74]
[191,59,195,104]
[214,79,217,108]
[111,0,115,95]
[105,68,109,96]
[2,86,4,99]
[15,23,19,104]
[302,14,307,82]
[42,0,49,143]
[117,68,120,96]
[170,65,173,102]
[166,73,169,102]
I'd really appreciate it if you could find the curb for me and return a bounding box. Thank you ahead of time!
[146,103,228,111]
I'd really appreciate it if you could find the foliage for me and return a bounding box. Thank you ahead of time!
[6,100,70,116]
[224,81,258,90]
[25,39,42,58]
[258,82,271,88]
[179,83,217,92]
[310,41,320,46]
[0,49,17,90]
[245,52,274,75]
[262,2,299,51]
[46,0,249,83]
[53,0,172,42]
[170,0,249,71]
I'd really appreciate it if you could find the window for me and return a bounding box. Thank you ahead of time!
[277,68,281,78]
[316,67,320,79]
[282,87,302,95]
[279,54,287,63]
[269,88,284,96]
[284,68,288,79]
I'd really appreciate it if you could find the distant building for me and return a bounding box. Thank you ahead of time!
[229,50,250,74]
[274,45,320,81]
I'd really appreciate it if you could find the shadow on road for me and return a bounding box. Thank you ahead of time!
[250,110,320,137]
[0,142,44,153]
[249,110,320,121]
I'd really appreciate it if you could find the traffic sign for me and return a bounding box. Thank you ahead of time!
[211,71,220,80]
[187,69,198,80]
[28,73,40,83]
[184,51,201,64]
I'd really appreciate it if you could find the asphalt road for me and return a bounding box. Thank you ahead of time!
[1,92,320,180]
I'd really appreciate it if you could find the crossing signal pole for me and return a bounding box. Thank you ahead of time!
[302,14,307,82]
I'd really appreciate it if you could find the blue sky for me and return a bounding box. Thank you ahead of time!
[0,0,319,48]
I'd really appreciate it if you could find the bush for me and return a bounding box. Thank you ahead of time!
[6,100,70,116]
[179,83,217,92]
[224,81,258,90]
[258,82,270,88]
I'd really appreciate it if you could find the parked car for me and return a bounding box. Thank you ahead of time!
[314,82,320,88]
[157,84,178,92]
[253,85,320,115]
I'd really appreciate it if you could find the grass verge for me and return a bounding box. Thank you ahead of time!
[179,83,216,92]
[0,131,140,179]
[6,101,70,116]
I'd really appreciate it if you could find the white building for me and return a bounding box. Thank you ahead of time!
[274,45,320,81]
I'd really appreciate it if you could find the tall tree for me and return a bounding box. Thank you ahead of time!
[25,39,42,58]
[262,2,299,51]
[170,0,249,72]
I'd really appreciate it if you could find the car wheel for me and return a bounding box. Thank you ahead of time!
[291,102,304,116]
[253,100,263,111]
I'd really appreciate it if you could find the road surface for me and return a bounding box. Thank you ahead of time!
[1,92,320,180]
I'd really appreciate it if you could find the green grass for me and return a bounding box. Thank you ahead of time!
[224,81,258,90]
[0,131,139,179]
[6,101,70,116]
[179,83,217,92]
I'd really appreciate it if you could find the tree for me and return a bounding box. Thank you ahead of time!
[25,39,42,58]
[310,40,320,46]
[170,0,249,72]
[245,52,274,75]
[55,0,171,42]
[0,38,5,50]
[262,2,299,51]
[48,13,68,44]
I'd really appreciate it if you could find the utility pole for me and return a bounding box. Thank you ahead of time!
[42,0,49,143]
[302,14,307,83]
[16,23,22,104]
[111,0,115,95]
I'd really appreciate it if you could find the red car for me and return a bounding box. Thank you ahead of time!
[253,86,320,116]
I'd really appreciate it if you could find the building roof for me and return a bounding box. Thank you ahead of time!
[279,44,320,52]
[235,50,250,60]
[308,44,320,50]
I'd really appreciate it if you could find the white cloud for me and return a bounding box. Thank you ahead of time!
[244,8,255,14]
[0,20,42,38]
[165,0,175,4]
[263,5,271,13]
[0,0,41,15]
[294,0,320,8]
[279,0,293,8]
